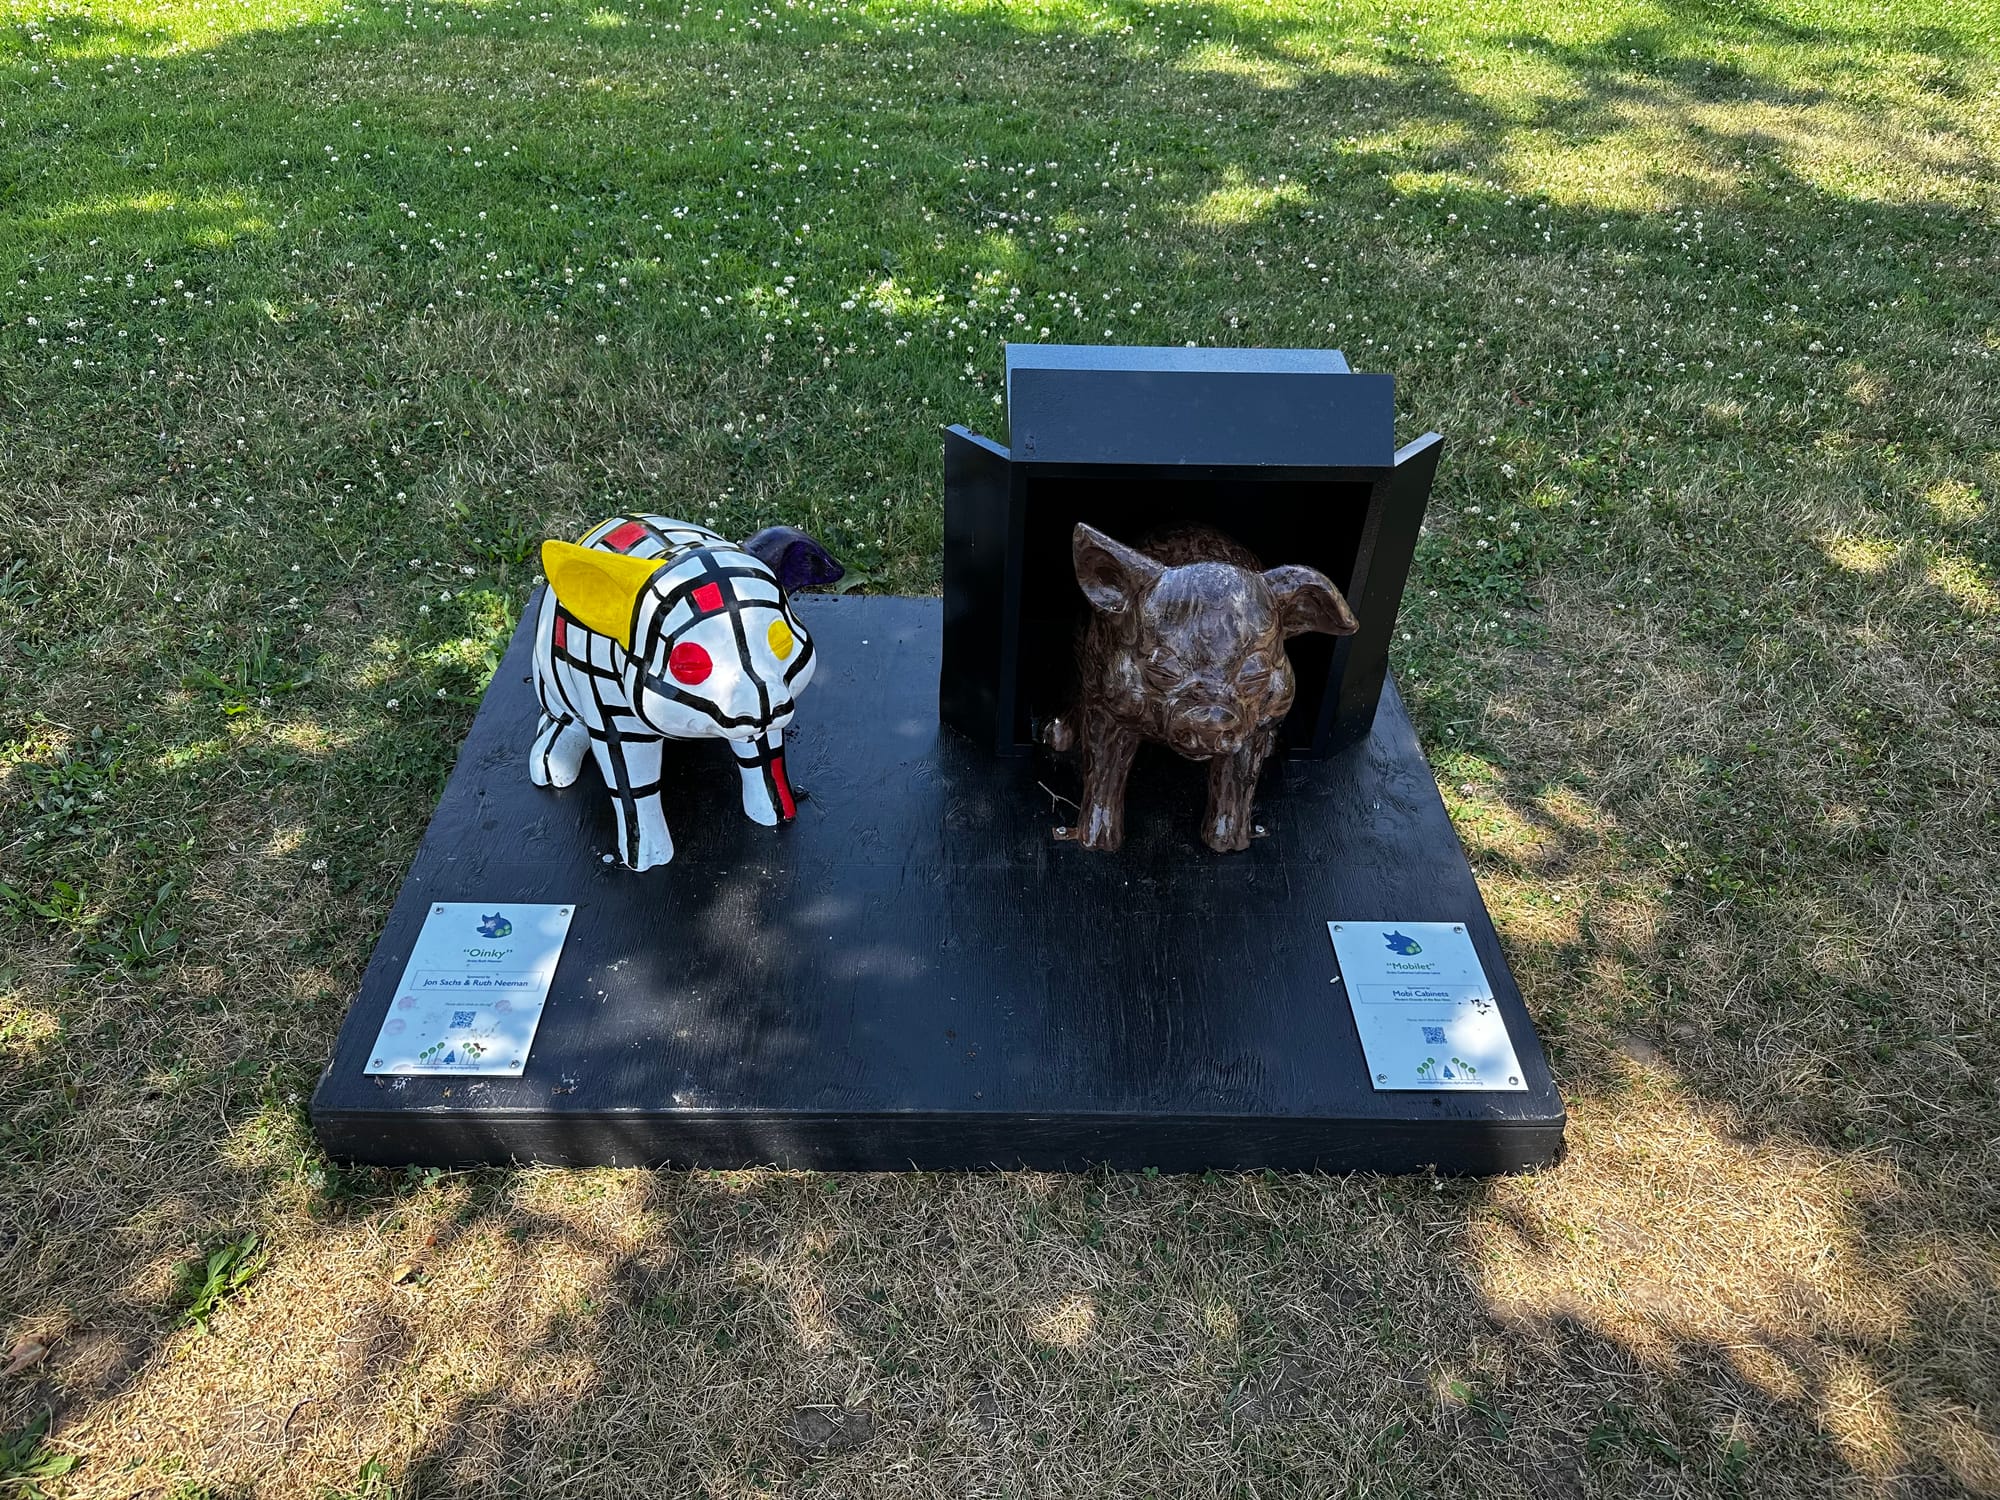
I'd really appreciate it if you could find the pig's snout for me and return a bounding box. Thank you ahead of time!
[744,698,796,736]
[1179,702,1241,733]
[1168,697,1250,755]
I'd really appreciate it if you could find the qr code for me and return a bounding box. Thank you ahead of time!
[450,1010,476,1029]
[1422,1026,1447,1045]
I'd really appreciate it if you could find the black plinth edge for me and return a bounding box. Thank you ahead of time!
[311,596,1565,1176]
[315,1108,1561,1176]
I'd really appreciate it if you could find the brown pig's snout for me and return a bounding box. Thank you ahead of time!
[1174,699,1243,735]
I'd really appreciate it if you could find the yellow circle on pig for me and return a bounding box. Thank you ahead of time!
[767,617,796,660]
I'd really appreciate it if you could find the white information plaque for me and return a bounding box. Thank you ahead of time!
[364,903,574,1076]
[1327,921,1527,1092]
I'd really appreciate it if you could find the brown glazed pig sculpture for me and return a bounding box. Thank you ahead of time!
[1051,522,1358,854]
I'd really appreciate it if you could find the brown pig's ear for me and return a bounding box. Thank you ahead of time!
[1264,565,1359,638]
[1073,523,1163,615]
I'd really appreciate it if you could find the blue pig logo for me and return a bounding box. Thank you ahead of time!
[1383,930,1424,956]
[477,912,513,939]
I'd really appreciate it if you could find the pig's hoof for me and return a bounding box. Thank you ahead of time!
[1074,809,1124,852]
[1202,819,1253,853]
[622,834,676,870]
[529,715,590,788]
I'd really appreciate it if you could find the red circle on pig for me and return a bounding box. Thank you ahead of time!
[669,642,713,684]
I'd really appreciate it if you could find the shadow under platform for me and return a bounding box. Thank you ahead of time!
[310,595,1565,1173]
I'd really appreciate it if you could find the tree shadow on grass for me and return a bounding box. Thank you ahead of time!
[0,0,1995,1490]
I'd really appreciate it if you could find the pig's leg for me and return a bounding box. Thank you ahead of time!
[1203,724,1277,853]
[732,728,798,827]
[528,713,590,789]
[1074,713,1140,852]
[590,730,674,870]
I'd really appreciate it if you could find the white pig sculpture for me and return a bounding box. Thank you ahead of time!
[530,514,843,870]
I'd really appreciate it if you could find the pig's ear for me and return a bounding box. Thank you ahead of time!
[541,539,665,649]
[1073,523,1163,615]
[1264,565,1359,639]
[741,526,845,592]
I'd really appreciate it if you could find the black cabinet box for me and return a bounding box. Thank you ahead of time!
[942,344,1443,758]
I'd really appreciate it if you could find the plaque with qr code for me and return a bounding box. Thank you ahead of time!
[1326,921,1528,1092]
[364,903,575,1077]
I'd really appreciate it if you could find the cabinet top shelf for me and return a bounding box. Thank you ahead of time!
[999,344,1394,470]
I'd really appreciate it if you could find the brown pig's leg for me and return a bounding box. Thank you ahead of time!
[1203,724,1276,853]
[1075,713,1141,852]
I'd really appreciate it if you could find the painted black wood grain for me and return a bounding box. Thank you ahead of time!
[311,596,1564,1173]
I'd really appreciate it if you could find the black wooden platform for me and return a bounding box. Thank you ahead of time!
[311,595,1564,1173]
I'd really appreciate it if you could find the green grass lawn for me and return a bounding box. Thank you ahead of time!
[2,0,1998,1491]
